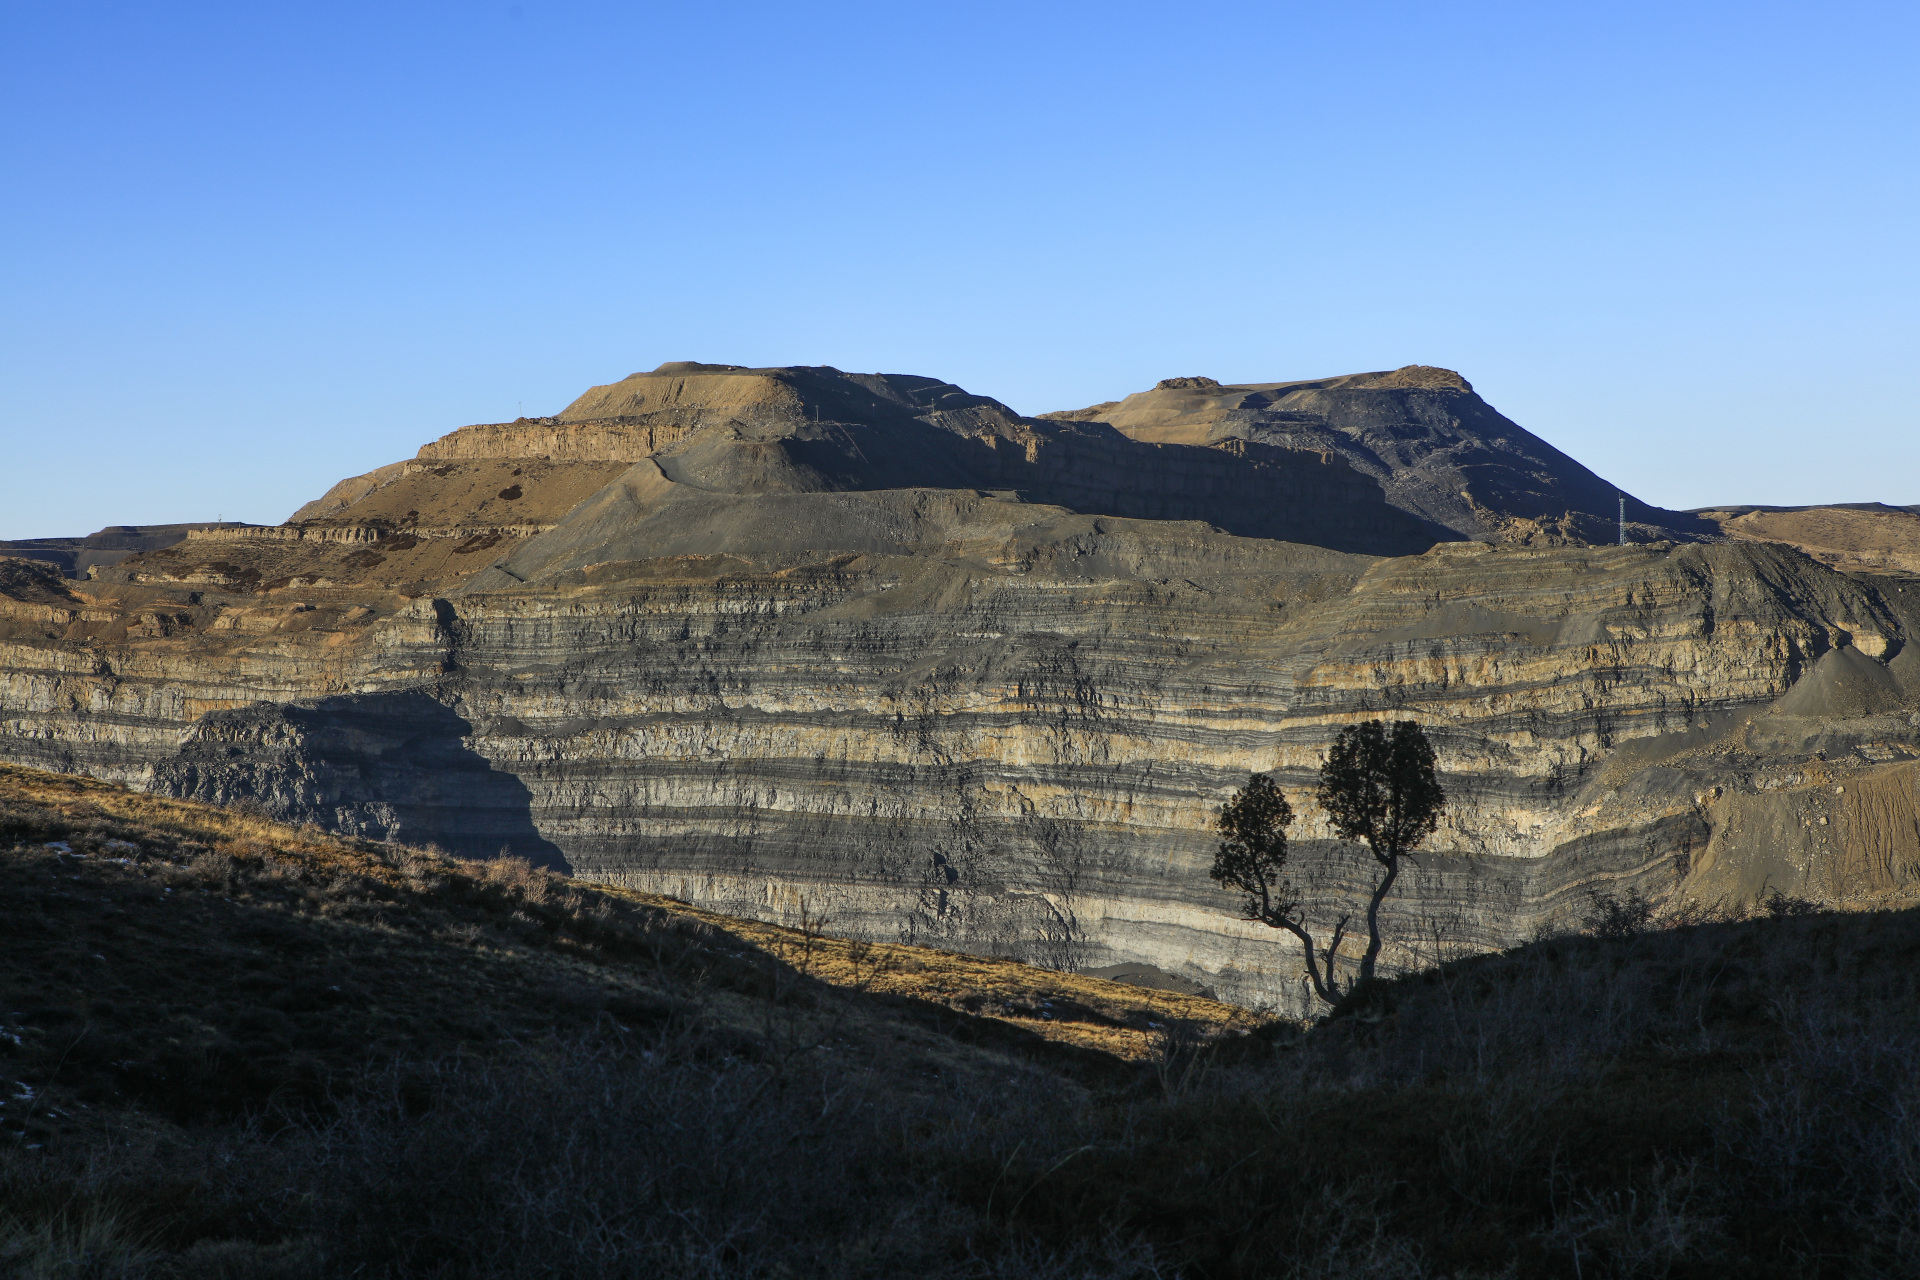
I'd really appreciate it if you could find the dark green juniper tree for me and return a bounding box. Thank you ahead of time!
[1211,720,1446,1007]
[1209,773,1342,1006]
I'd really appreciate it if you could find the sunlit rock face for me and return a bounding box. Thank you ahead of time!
[4,363,1919,1010]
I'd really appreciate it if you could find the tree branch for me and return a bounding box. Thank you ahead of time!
[1357,855,1402,990]
[1268,908,1345,1007]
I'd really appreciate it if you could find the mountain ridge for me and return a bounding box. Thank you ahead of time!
[1042,364,1708,543]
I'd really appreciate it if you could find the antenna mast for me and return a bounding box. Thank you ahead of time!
[1618,495,1627,545]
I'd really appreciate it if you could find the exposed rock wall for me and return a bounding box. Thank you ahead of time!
[8,362,1920,1012]
[390,363,1438,557]
[0,524,248,579]
[11,512,1919,1009]
[417,417,704,463]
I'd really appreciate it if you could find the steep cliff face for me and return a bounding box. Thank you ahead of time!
[11,518,1919,1007]
[5,363,1919,1011]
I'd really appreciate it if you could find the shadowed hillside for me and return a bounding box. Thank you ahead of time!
[1041,367,1711,543]
[5,764,1919,1278]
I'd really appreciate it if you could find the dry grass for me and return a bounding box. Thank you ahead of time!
[7,761,1920,1278]
[0,763,1253,1072]
[681,900,1259,1060]
[0,762,1217,1278]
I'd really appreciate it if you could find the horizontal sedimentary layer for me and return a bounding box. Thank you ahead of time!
[417,416,705,462]
[10,518,1918,1007]
[14,361,1920,1011]
[188,524,557,544]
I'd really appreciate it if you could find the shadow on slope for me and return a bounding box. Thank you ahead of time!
[5,763,1920,1277]
[0,762,1243,1278]
[1044,367,1719,544]
[459,362,1439,564]
[151,688,569,871]
[7,761,1919,1277]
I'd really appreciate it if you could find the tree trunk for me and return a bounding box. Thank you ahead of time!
[1273,913,1348,1007]
[1356,847,1401,990]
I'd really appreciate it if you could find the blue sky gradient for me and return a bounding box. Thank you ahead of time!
[3,1,1916,537]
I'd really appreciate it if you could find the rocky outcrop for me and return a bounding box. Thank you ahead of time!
[414,418,703,465]
[387,364,1441,559]
[410,364,1022,465]
[5,362,1919,1012]
[0,523,250,579]
[315,364,1435,558]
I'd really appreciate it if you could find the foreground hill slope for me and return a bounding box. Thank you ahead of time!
[4,363,1920,1008]
[0,762,1233,1105]
[5,764,1919,1278]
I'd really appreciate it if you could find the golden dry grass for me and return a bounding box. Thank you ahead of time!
[0,762,1258,1067]
[665,900,1259,1060]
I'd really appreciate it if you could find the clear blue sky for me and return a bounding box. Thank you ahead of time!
[4,1,1916,538]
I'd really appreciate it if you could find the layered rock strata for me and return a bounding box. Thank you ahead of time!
[4,363,1919,1011]
[0,523,248,579]
[298,364,1435,557]
[9,516,1919,1009]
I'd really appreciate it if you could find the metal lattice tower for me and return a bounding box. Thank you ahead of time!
[1619,495,1627,545]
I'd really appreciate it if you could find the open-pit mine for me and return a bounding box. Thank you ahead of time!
[6,361,1918,1008]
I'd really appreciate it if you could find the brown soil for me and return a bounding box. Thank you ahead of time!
[1711,506,1920,576]
[298,458,627,532]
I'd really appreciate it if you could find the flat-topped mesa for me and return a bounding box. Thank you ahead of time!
[415,363,1026,464]
[0,523,248,579]
[556,362,1020,429]
[242,361,1429,593]
[382,362,1440,557]
[1704,505,1920,577]
[1043,365,1705,544]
